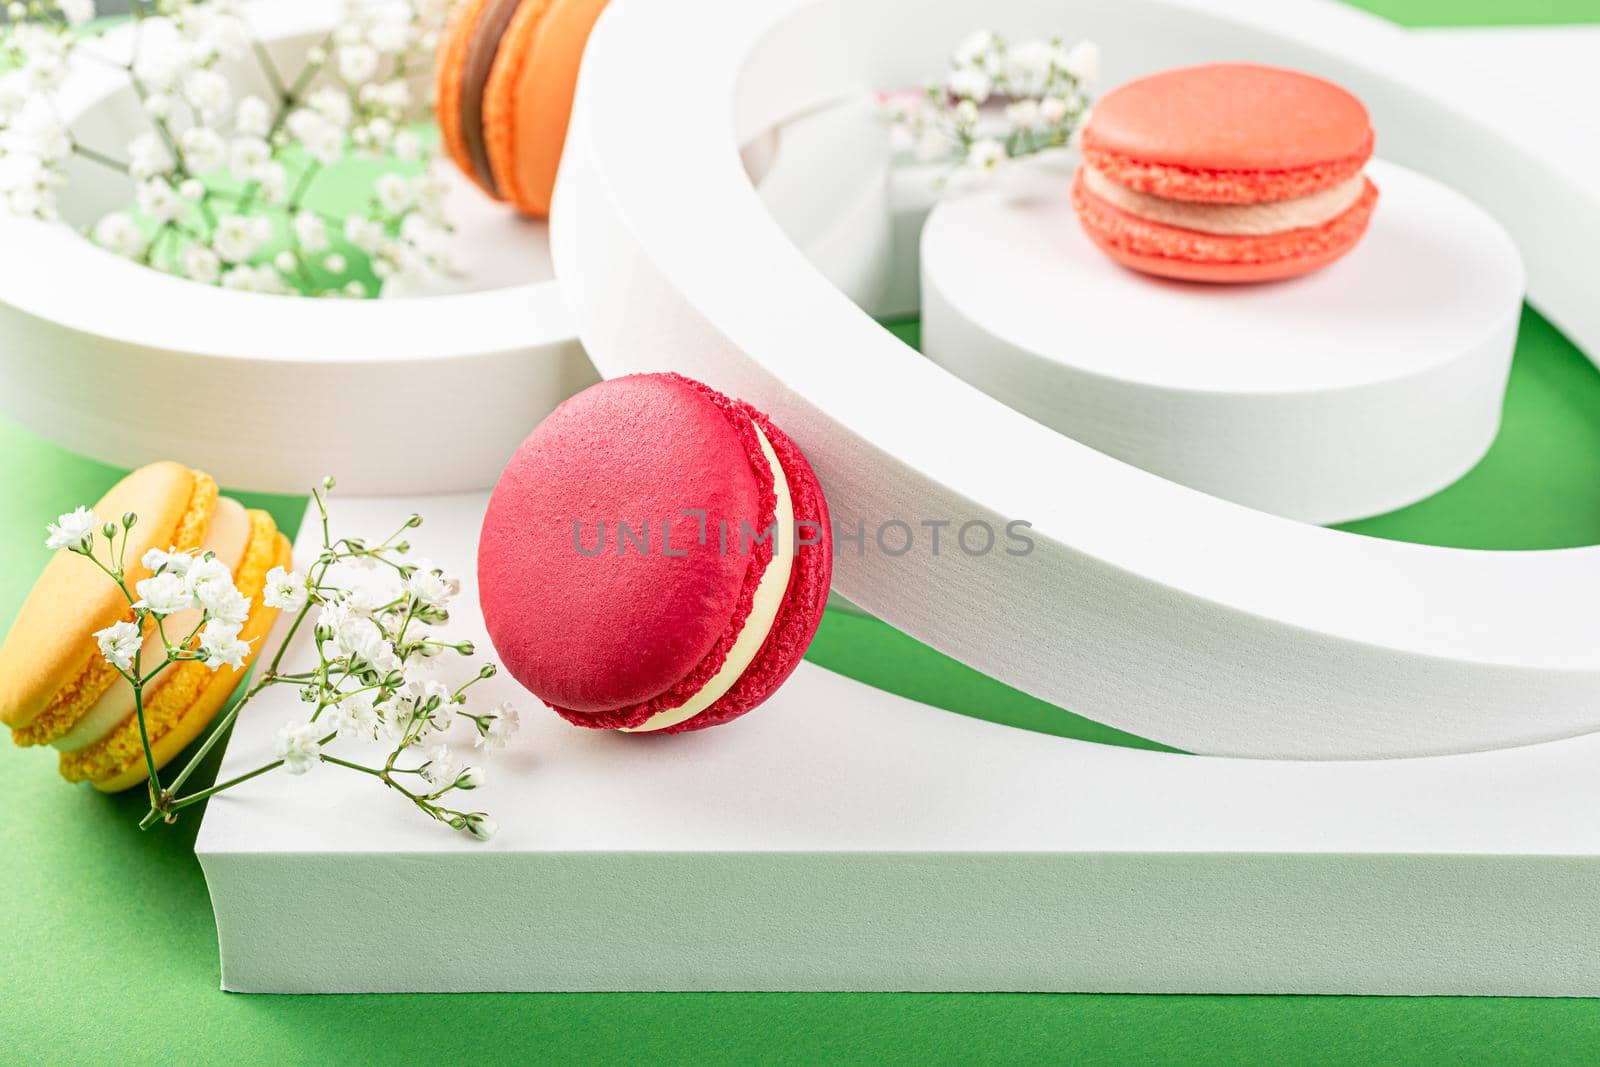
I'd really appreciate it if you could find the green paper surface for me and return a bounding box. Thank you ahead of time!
[4,2,1600,1061]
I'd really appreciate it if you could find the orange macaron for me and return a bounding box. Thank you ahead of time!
[1073,63,1379,283]
[435,0,610,219]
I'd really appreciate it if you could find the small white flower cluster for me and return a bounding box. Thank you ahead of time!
[49,476,515,842]
[0,0,459,297]
[50,505,255,678]
[880,30,1100,184]
[253,485,515,840]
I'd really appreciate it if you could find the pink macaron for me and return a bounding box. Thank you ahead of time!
[1073,63,1379,283]
[478,373,833,734]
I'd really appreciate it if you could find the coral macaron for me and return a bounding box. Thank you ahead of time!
[0,463,291,792]
[435,0,609,218]
[1074,63,1379,282]
[478,373,833,734]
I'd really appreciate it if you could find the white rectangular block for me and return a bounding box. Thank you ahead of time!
[197,494,1600,994]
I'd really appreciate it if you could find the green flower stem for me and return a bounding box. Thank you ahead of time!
[142,760,282,826]
[71,142,129,174]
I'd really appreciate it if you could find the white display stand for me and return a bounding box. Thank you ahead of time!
[197,493,1600,995]
[552,0,1600,760]
[0,2,884,497]
[919,160,1523,524]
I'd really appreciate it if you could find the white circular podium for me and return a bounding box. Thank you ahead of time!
[920,160,1525,524]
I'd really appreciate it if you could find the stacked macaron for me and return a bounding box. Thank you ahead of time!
[0,463,291,792]
[479,373,832,733]
[1073,63,1379,283]
[435,0,610,218]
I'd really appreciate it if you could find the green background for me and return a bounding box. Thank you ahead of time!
[6,1,1600,1062]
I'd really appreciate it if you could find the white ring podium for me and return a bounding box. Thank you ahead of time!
[552,0,1600,759]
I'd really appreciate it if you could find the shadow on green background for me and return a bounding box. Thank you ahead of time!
[4,0,1600,1061]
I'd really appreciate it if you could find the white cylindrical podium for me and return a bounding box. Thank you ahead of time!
[920,160,1525,524]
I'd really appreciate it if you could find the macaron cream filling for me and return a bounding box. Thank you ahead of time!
[458,0,523,195]
[52,497,252,754]
[621,422,796,733]
[1081,165,1368,237]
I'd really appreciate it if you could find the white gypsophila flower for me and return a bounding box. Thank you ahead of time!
[127,134,169,181]
[274,720,323,775]
[403,562,456,614]
[198,580,250,626]
[180,242,221,284]
[324,253,348,275]
[967,138,1008,175]
[227,137,270,182]
[328,690,381,740]
[45,505,98,551]
[342,215,384,253]
[219,264,290,294]
[292,211,329,253]
[211,214,270,264]
[952,30,998,73]
[182,69,232,123]
[134,571,193,617]
[142,547,193,576]
[178,178,205,202]
[0,152,49,219]
[1059,40,1100,84]
[1004,40,1055,97]
[454,765,485,790]
[59,0,95,28]
[93,211,148,259]
[254,161,288,205]
[337,43,380,84]
[185,553,232,596]
[464,812,496,841]
[262,566,308,612]
[392,128,422,162]
[334,614,398,672]
[419,743,457,788]
[947,65,992,103]
[307,86,354,129]
[234,94,272,138]
[1006,99,1042,132]
[476,701,520,750]
[10,24,69,92]
[198,619,251,670]
[143,92,173,121]
[1039,96,1071,126]
[273,250,297,275]
[5,97,70,163]
[135,178,186,224]
[179,126,226,174]
[95,619,142,672]
[374,171,411,215]
[0,70,31,120]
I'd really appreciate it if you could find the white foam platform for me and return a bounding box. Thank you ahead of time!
[197,493,1600,995]
[919,160,1523,524]
[553,0,1600,761]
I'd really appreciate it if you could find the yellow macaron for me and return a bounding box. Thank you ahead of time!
[0,462,292,792]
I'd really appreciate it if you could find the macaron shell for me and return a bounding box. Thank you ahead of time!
[0,462,205,732]
[1082,63,1374,204]
[483,0,608,218]
[658,399,833,734]
[479,374,767,722]
[433,0,496,199]
[1072,170,1379,283]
